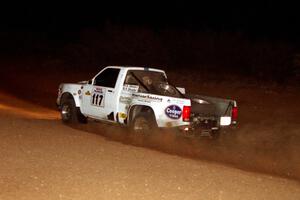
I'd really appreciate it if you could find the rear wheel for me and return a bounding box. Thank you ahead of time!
[130,112,157,135]
[61,99,87,124]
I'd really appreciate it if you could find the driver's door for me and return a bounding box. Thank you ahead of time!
[81,68,120,120]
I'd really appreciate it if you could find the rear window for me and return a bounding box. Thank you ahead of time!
[124,70,183,98]
[124,70,167,85]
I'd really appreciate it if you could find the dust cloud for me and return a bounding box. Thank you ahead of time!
[71,118,300,181]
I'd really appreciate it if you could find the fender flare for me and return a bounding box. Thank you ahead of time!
[60,92,80,107]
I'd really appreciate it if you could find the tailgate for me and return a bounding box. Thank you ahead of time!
[187,94,237,125]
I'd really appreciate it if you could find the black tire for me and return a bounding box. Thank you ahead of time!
[130,112,157,135]
[60,99,87,124]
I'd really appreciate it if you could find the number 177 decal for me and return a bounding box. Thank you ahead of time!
[91,88,105,107]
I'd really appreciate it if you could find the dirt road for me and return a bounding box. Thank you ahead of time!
[0,93,300,200]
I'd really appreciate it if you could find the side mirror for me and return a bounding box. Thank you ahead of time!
[88,79,92,84]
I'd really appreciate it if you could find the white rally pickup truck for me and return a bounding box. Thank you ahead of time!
[56,66,237,137]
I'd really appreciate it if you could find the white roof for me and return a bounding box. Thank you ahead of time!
[106,66,165,73]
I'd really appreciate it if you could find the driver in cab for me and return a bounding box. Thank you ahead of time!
[142,76,156,93]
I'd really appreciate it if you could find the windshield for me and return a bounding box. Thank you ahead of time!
[124,70,183,98]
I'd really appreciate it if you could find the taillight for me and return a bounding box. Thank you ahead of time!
[182,106,191,122]
[232,106,238,122]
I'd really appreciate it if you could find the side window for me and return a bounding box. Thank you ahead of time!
[94,68,120,88]
[124,73,138,85]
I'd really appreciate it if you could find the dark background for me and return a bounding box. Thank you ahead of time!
[1,1,300,84]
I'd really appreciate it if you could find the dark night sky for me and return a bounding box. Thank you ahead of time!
[1,1,300,43]
[1,1,300,82]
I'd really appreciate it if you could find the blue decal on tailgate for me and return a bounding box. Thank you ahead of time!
[165,105,182,119]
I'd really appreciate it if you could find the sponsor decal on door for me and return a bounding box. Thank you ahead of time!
[91,87,105,107]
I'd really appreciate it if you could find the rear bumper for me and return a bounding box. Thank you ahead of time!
[177,121,237,137]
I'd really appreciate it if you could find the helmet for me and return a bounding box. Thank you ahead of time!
[142,76,152,85]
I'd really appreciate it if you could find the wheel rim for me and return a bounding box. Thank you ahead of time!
[61,104,71,121]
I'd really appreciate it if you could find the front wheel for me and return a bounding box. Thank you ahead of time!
[61,99,87,124]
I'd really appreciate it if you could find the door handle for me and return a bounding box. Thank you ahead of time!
[108,90,113,92]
